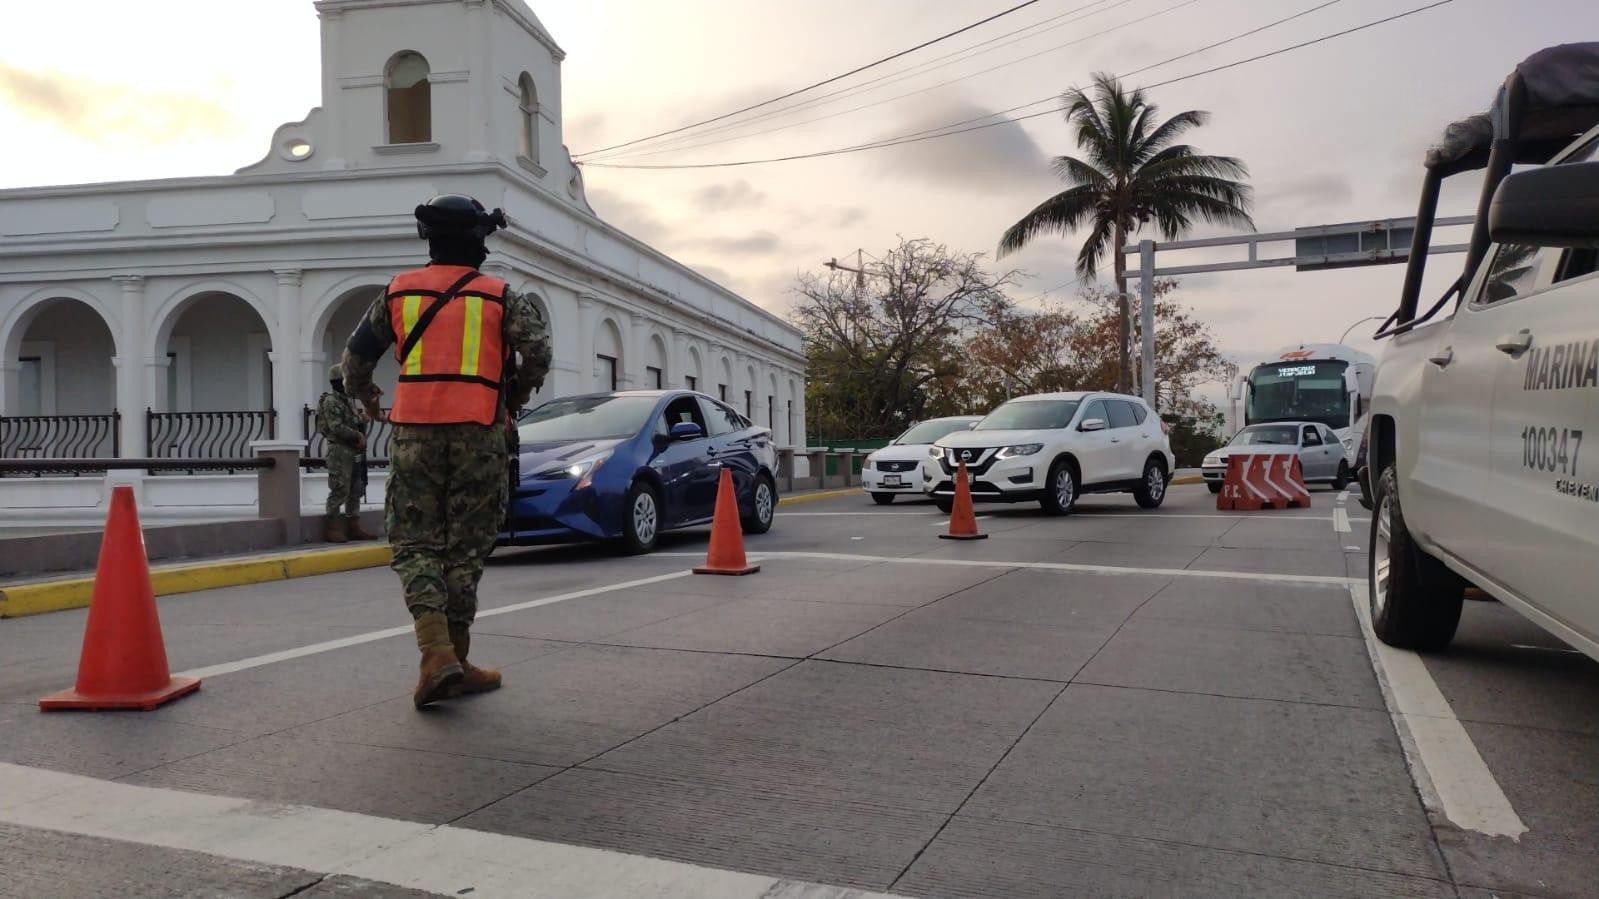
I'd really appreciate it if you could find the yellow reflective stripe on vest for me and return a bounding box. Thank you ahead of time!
[400,295,424,376]
[460,296,484,377]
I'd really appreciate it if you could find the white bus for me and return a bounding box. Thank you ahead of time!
[1224,343,1375,461]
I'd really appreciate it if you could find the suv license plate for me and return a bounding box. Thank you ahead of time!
[882,475,902,486]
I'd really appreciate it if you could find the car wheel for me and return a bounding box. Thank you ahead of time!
[934,496,954,514]
[871,492,896,506]
[1332,460,1352,491]
[620,480,660,555]
[1206,481,1223,495]
[1039,459,1077,515]
[1133,457,1168,509]
[741,474,776,535]
[1369,466,1465,651]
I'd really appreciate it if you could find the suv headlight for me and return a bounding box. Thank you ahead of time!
[995,444,1043,459]
[928,446,943,460]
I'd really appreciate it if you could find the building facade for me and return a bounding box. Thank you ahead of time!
[0,0,808,473]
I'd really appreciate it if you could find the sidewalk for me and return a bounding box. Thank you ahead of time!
[0,486,860,619]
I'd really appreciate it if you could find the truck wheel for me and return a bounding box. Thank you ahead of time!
[1133,457,1168,509]
[1369,466,1464,651]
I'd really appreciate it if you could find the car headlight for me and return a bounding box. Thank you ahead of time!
[1203,454,1222,466]
[1341,437,1355,452]
[538,453,610,486]
[862,454,875,471]
[995,444,1042,459]
[928,446,943,460]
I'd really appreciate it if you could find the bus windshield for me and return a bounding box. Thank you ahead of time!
[1246,360,1350,430]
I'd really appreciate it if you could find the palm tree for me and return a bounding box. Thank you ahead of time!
[999,73,1254,393]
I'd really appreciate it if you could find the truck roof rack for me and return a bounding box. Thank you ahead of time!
[1381,42,1599,338]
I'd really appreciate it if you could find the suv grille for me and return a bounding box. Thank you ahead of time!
[940,448,999,475]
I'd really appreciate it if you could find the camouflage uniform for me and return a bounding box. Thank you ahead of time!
[317,376,367,518]
[342,283,550,628]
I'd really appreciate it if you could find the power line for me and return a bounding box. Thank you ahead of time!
[590,0,1188,164]
[581,0,1455,172]
[581,0,1135,162]
[573,0,1047,159]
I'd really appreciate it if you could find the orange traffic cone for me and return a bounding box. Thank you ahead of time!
[39,485,200,711]
[939,461,988,541]
[694,467,760,576]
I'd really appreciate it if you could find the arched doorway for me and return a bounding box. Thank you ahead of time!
[1,296,118,458]
[150,289,274,458]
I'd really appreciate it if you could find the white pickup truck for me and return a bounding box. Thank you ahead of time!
[1365,42,1599,661]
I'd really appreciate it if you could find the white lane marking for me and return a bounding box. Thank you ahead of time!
[928,515,991,526]
[1334,507,1351,533]
[0,763,905,899]
[784,510,1340,521]
[783,512,916,516]
[1345,546,1363,552]
[656,551,1359,588]
[1346,584,1526,839]
[178,571,694,680]
[1511,643,1583,654]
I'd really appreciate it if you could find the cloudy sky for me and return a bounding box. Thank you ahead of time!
[3,0,1595,401]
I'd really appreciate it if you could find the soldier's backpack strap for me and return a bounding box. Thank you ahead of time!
[396,270,481,371]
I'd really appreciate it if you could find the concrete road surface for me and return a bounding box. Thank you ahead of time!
[1,484,1594,898]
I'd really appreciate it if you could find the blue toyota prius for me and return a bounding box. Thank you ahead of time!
[497,390,779,554]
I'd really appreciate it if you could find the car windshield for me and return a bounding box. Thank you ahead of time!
[975,400,1081,431]
[895,419,976,445]
[1231,425,1299,446]
[516,396,658,442]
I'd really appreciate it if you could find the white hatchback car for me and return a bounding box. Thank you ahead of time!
[926,392,1176,514]
[861,416,982,504]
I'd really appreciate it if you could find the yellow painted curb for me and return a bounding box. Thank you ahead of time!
[1171,475,1204,485]
[0,544,394,620]
[778,488,860,507]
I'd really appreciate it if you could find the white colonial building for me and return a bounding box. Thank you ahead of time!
[0,0,808,484]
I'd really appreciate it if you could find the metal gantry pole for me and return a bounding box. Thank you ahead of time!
[1139,240,1156,407]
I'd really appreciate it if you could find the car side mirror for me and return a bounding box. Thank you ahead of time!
[669,422,704,441]
[1489,161,1599,247]
[1079,418,1106,432]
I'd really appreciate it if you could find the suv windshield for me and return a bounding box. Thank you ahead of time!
[976,400,1081,431]
[1231,425,1299,446]
[517,396,658,443]
[895,419,975,445]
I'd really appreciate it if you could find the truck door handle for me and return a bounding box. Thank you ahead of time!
[1496,330,1532,356]
[1428,347,1454,368]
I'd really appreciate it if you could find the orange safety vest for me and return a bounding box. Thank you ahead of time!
[385,265,508,426]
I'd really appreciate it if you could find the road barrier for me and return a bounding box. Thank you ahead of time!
[1217,454,1311,510]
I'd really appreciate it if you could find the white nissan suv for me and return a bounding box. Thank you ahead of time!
[925,392,1176,514]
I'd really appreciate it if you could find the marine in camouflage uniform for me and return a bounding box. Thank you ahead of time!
[342,194,551,709]
[317,363,374,543]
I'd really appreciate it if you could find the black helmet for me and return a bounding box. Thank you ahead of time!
[414,194,509,240]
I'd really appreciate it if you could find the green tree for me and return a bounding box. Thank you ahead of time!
[997,73,1253,393]
[792,238,1015,439]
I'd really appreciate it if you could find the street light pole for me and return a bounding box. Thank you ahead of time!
[1339,316,1386,344]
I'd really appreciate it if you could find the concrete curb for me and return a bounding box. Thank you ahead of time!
[777,488,860,506]
[0,545,392,620]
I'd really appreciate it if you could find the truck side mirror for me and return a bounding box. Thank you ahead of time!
[1489,161,1599,247]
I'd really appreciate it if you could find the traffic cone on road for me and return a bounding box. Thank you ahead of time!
[694,467,760,576]
[39,485,200,711]
[939,462,988,541]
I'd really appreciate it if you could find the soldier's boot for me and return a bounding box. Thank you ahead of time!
[412,613,464,709]
[447,625,501,697]
[324,515,349,544]
[347,515,376,541]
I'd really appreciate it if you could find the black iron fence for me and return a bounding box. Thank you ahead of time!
[303,405,393,468]
[0,413,120,461]
[146,410,276,474]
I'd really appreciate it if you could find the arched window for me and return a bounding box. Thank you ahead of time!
[518,73,539,162]
[385,51,432,144]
